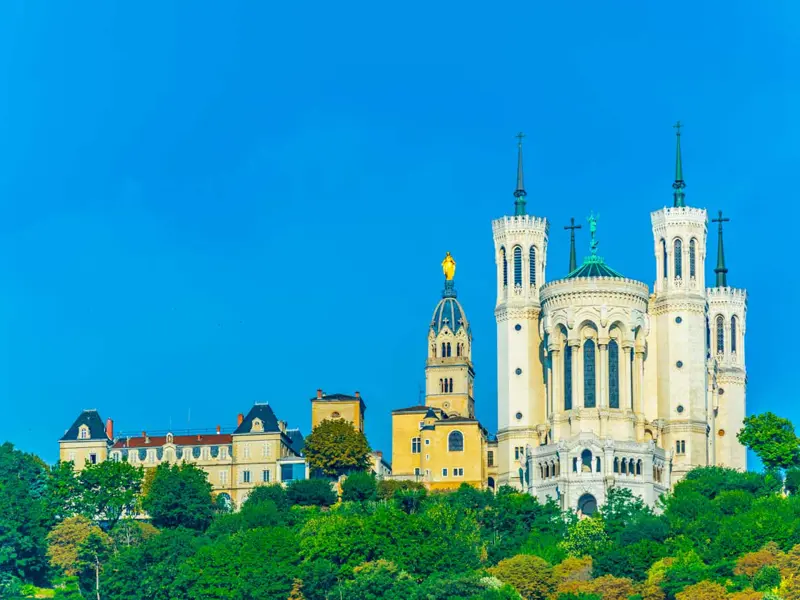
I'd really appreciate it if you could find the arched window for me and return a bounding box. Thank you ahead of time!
[500,247,508,286]
[613,457,619,473]
[578,493,597,516]
[572,457,578,472]
[621,459,627,475]
[456,343,462,357]
[544,463,549,478]
[661,239,667,279]
[529,246,537,286]
[689,238,697,278]
[716,315,725,354]
[564,344,573,410]
[730,316,737,353]
[581,449,592,472]
[449,378,454,392]
[446,342,451,357]
[441,342,446,357]
[78,425,89,440]
[596,457,602,473]
[513,246,522,286]
[583,340,596,408]
[439,379,444,393]
[636,459,642,476]
[608,339,619,409]
[674,239,683,279]
[448,431,464,452]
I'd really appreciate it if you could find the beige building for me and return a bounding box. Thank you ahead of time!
[60,403,307,509]
[493,127,746,514]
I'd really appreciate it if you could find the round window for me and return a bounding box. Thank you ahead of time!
[676,361,683,368]
[331,411,340,418]
[718,388,725,396]
[515,368,522,375]
[718,429,726,437]
[515,412,523,420]
[443,402,450,409]
[677,405,684,414]
[675,316,683,324]
[515,324,522,331]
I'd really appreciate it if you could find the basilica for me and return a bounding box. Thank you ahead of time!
[391,125,747,513]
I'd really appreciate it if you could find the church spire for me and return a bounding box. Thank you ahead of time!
[513,132,527,216]
[672,121,686,207]
[564,217,581,273]
[712,210,730,287]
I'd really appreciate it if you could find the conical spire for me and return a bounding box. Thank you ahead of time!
[513,132,527,216]
[564,217,581,273]
[672,121,686,207]
[712,210,730,287]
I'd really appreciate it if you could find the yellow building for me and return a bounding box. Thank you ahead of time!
[311,389,365,432]
[391,254,495,491]
[60,403,307,510]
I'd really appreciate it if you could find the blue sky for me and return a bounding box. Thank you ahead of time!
[0,2,797,464]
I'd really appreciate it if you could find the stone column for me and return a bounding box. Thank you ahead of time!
[621,344,633,413]
[550,349,561,416]
[598,341,608,409]
[633,349,644,413]
[570,340,580,410]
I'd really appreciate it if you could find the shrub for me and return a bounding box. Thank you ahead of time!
[341,471,377,502]
[489,554,555,600]
[287,478,338,507]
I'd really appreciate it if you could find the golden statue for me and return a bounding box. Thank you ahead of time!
[442,252,456,281]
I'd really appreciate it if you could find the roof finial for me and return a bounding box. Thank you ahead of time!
[441,252,457,298]
[513,132,527,216]
[564,217,582,273]
[712,210,730,287]
[672,121,686,207]
[588,212,599,257]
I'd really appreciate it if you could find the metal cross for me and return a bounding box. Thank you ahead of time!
[564,217,582,233]
[673,121,682,135]
[712,210,730,230]
[516,131,526,146]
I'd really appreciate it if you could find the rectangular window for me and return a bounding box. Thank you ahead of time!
[68,451,76,462]
[442,468,448,477]
[281,464,294,482]
[147,450,155,463]
[453,467,464,477]
[243,444,251,459]
[425,469,430,476]
[411,438,421,454]
[220,471,227,485]
[425,439,430,446]
[514,446,525,461]
[220,446,228,459]
[487,451,494,467]
[202,447,210,460]
[425,454,430,460]
[242,470,251,484]
[262,470,270,483]
[414,467,421,476]
[676,440,686,455]
[262,443,271,458]
[89,453,97,465]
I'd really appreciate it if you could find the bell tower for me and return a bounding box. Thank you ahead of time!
[494,133,549,488]
[650,123,710,481]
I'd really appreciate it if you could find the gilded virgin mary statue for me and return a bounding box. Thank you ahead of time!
[442,252,456,281]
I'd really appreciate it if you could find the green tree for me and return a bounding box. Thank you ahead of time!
[559,518,610,558]
[207,500,283,538]
[176,527,300,599]
[333,560,417,600]
[489,554,556,600]
[376,479,425,500]
[102,528,203,600]
[786,468,800,495]
[47,461,81,521]
[598,487,652,540]
[738,412,800,471]
[243,483,289,511]
[286,479,338,507]
[303,418,372,477]
[77,460,143,528]
[341,471,378,502]
[142,463,214,530]
[47,516,106,576]
[0,443,51,585]
[76,531,112,600]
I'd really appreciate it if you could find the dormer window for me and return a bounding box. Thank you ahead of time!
[166,433,174,444]
[250,418,264,433]
[78,425,90,440]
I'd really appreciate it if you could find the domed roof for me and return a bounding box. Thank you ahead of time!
[431,295,469,335]
[566,255,625,279]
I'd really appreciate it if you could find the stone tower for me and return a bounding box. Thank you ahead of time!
[650,123,711,481]
[706,211,747,469]
[493,134,549,488]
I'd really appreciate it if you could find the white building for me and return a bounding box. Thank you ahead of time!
[494,127,746,514]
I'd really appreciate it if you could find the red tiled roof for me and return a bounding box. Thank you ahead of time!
[113,434,233,448]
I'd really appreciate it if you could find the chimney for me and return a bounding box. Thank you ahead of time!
[216,425,221,435]
[237,413,244,426]
[355,391,360,399]
[142,431,149,444]
[316,389,323,399]
[197,434,202,441]
[278,420,287,434]
[105,418,114,440]
[375,451,382,458]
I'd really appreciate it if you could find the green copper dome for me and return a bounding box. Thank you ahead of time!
[565,255,625,279]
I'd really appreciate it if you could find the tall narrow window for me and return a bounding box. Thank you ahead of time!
[446,342,451,357]
[630,349,634,410]
[661,239,667,279]
[411,438,421,453]
[448,431,464,452]
[674,239,683,278]
[441,342,446,357]
[513,246,522,286]
[608,340,619,409]
[730,316,737,353]
[689,238,697,278]
[501,247,508,286]
[564,344,573,410]
[716,315,725,354]
[584,340,596,408]
[581,449,592,471]
[529,246,537,286]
